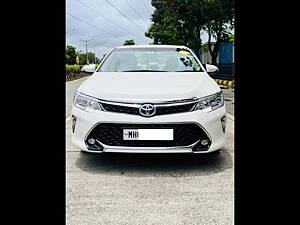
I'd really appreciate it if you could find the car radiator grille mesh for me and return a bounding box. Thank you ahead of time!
[86,123,210,149]
[101,102,197,116]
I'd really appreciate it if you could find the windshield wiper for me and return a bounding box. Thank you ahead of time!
[121,70,167,72]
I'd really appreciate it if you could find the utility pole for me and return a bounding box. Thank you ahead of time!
[80,39,93,64]
[94,42,106,64]
[98,48,102,61]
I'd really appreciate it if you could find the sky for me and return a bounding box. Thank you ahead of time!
[66,0,210,59]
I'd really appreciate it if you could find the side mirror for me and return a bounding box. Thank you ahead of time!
[205,64,219,73]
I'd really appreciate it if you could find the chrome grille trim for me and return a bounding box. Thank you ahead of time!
[100,100,198,115]
[100,98,198,108]
[76,91,199,107]
[76,91,200,115]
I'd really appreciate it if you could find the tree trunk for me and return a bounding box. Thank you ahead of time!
[211,41,220,64]
[195,26,202,60]
[211,53,217,64]
[207,28,214,62]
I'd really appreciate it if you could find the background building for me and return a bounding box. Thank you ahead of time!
[200,41,235,81]
[200,41,234,64]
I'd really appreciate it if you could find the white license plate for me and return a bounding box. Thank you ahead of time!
[123,129,174,140]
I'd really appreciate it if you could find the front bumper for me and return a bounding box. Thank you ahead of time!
[71,105,226,153]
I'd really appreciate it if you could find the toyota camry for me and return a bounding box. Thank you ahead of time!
[71,45,226,153]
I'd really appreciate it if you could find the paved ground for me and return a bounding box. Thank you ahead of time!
[66,78,234,225]
[221,87,234,116]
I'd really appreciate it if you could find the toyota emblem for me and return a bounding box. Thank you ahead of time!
[139,104,156,117]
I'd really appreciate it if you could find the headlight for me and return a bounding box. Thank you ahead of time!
[73,91,103,112]
[193,91,224,112]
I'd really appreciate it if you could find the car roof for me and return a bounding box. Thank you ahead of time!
[116,45,188,49]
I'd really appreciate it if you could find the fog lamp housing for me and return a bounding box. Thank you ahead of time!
[221,116,226,133]
[71,115,76,133]
[88,138,96,145]
[85,137,103,151]
[201,139,209,145]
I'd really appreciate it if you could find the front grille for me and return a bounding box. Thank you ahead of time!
[156,103,196,115]
[86,123,211,149]
[101,102,197,116]
[101,103,139,114]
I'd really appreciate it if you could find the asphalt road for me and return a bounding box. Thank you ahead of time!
[66,77,234,225]
[221,87,234,116]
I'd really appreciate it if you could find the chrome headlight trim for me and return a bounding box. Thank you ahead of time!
[193,91,224,112]
[73,91,104,112]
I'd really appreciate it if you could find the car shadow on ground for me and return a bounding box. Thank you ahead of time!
[75,148,233,177]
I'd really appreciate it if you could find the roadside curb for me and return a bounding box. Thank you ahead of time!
[66,76,89,84]
[66,73,92,82]
[215,79,235,88]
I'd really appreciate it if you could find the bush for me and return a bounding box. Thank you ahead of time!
[66,65,83,75]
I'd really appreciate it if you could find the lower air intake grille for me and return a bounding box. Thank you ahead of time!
[86,123,210,148]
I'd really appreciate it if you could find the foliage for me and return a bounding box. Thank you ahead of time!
[229,33,234,42]
[145,0,210,57]
[66,65,83,75]
[76,51,101,65]
[123,39,135,45]
[66,45,77,65]
[77,52,87,65]
[146,0,234,62]
[204,0,234,63]
[86,52,96,64]
[201,42,209,53]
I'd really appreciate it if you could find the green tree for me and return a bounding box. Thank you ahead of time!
[145,0,234,61]
[76,50,87,65]
[66,45,77,65]
[86,52,95,64]
[145,0,209,57]
[76,51,100,65]
[205,0,234,64]
[123,39,135,45]
[229,33,234,42]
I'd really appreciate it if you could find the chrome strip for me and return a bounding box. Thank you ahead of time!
[100,100,199,108]
[100,139,200,150]
[77,91,221,106]
[103,148,193,153]
[77,91,199,107]
[75,91,222,115]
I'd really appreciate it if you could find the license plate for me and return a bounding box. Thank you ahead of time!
[123,129,174,140]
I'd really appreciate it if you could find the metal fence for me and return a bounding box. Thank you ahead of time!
[209,63,235,81]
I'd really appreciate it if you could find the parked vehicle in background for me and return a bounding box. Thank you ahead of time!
[81,64,96,73]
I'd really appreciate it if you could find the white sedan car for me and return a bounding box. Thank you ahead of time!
[71,45,226,153]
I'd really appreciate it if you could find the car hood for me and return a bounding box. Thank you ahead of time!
[77,72,220,102]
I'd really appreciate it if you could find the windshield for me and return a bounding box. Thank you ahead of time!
[98,47,204,72]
